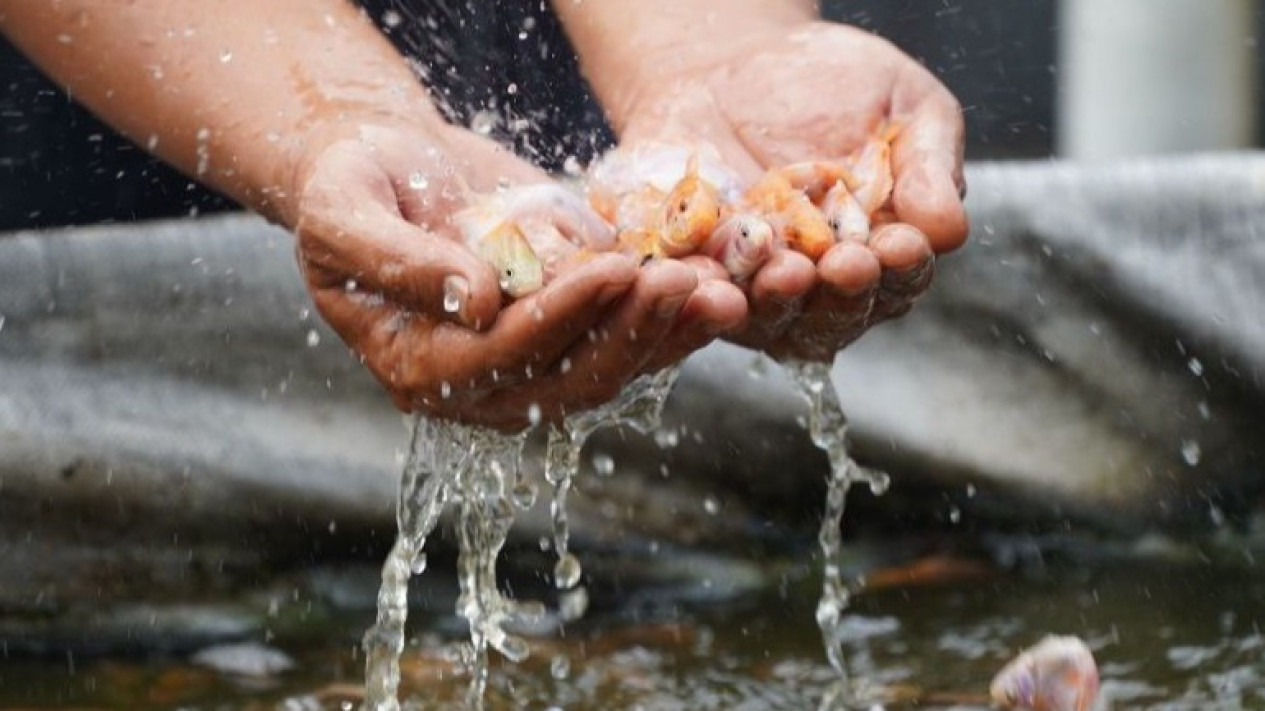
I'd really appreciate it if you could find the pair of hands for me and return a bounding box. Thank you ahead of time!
[291,22,968,432]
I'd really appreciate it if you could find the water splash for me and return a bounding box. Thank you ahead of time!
[544,366,683,595]
[781,359,889,681]
[362,366,683,710]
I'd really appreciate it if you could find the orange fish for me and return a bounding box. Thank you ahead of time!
[744,171,836,260]
[773,160,854,204]
[658,154,722,257]
[846,123,900,215]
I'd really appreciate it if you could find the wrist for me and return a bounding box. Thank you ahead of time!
[558,4,820,133]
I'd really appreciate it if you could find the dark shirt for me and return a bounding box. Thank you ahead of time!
[0,1,611,232]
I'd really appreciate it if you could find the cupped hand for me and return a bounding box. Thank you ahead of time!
[616,20,969,361]
[283,120,745,431]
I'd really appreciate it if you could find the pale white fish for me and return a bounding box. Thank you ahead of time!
[703,212,774,280]
[847,134,896,215]
[821,180,870,243]
[470,221,544,298]
[588,142,746,204]
[454,183,616,252]
[990,635,1100,711]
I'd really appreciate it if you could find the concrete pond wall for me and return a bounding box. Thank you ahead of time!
[2,156,1265,651]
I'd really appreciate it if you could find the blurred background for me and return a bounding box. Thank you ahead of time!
[0,0,1259,231]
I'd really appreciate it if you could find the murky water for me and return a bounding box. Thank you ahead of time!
[4,533,1263,710]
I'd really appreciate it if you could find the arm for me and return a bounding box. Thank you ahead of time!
[0,0,445,226]
[553,0,819,134]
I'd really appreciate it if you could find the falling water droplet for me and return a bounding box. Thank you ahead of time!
[558,586,588,621]
[527,403,542,426]
[1188,357,1204,376]
[1180,439,1201,466]
[305,329,320,348]
[558,357,572,374]
[549,655,571,680]
[554,552,582,589]
[0,314,6,334]
[382,9,402,28]
[948,506,962,524]
[591,452,614,477]
[408,171,429,190]
[471,111,497,136]
[440,381,452,399]
[703,497,720,515]
[654,428,679,448]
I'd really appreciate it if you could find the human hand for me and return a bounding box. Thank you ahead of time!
[283,120,744,431]
[614,20,969,361]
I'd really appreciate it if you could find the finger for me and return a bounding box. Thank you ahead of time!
[891,89,970,253]
[640,278,748,373]
[308,282,433,410]
[767,242,881,360]
[296,148,503,329]
[868,223,936,320]
[532,259,700,407]
[740,248,817,344]
[443,252,640,385]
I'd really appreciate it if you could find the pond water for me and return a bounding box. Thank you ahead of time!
[2,532,1262,710]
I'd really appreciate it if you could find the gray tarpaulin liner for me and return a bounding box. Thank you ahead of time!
[2,156,1264,600]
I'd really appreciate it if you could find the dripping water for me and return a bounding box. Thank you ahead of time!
[781,359,890,687]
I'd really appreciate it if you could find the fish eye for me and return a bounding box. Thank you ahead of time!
[678,199,689,212]
[739,226,750,239]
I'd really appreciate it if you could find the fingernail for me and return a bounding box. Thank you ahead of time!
[656,292,690,318]
[443,274,470,319]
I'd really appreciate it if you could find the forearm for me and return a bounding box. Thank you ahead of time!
[0,0,444,224]
[553,0,819,131]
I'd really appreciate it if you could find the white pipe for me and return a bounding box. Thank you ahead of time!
[1058,0,1258,160]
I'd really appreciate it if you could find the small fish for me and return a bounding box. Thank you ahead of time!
[773,160,853,204]
[472,221,544,298]
[703,212,774,280]
[990,636,1100,711]
[456,183,616,252]
[659,153,723,257]
[743,171,836,260]
[821,180,870,243]
[846,124,900,215]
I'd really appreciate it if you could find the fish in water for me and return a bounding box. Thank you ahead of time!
[990,635,1100,711]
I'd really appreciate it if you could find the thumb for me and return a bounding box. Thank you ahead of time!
[296,194,503,330]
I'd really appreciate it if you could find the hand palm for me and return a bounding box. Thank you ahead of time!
[619,21,968,360]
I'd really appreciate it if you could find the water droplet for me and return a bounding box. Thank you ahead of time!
[538,536,552,552]
[654,428,680,448]
[440,381,452,399]
[1198,401,1212,420]
[411,551,428,575]
[866,470,891,495]
[506,82,519,95]
[948,505,962,523]
[328,520,337,534]
[702,497,720,515]
[591,452,614,477]
[496,634,530,663]
[526,403,543,427]
[558,586,588,621]
[442,275,467,314]
[57,34,73,44]
[305,329,320,348]
[517,30,529,40]
[511,482,537,509]
[471,110,497,135]
[0,314,6,333]
[218,49,233,63]
[550,655,570,680]
[382,9,402,27]
[408,171,429,190]
[559,357,572,374]
[344,278,358,292]
[1188,357,1204,376]
[1181,439,1201,466]
[562,155,583,176]
[554,552,582,589]
[965,483,977,498]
